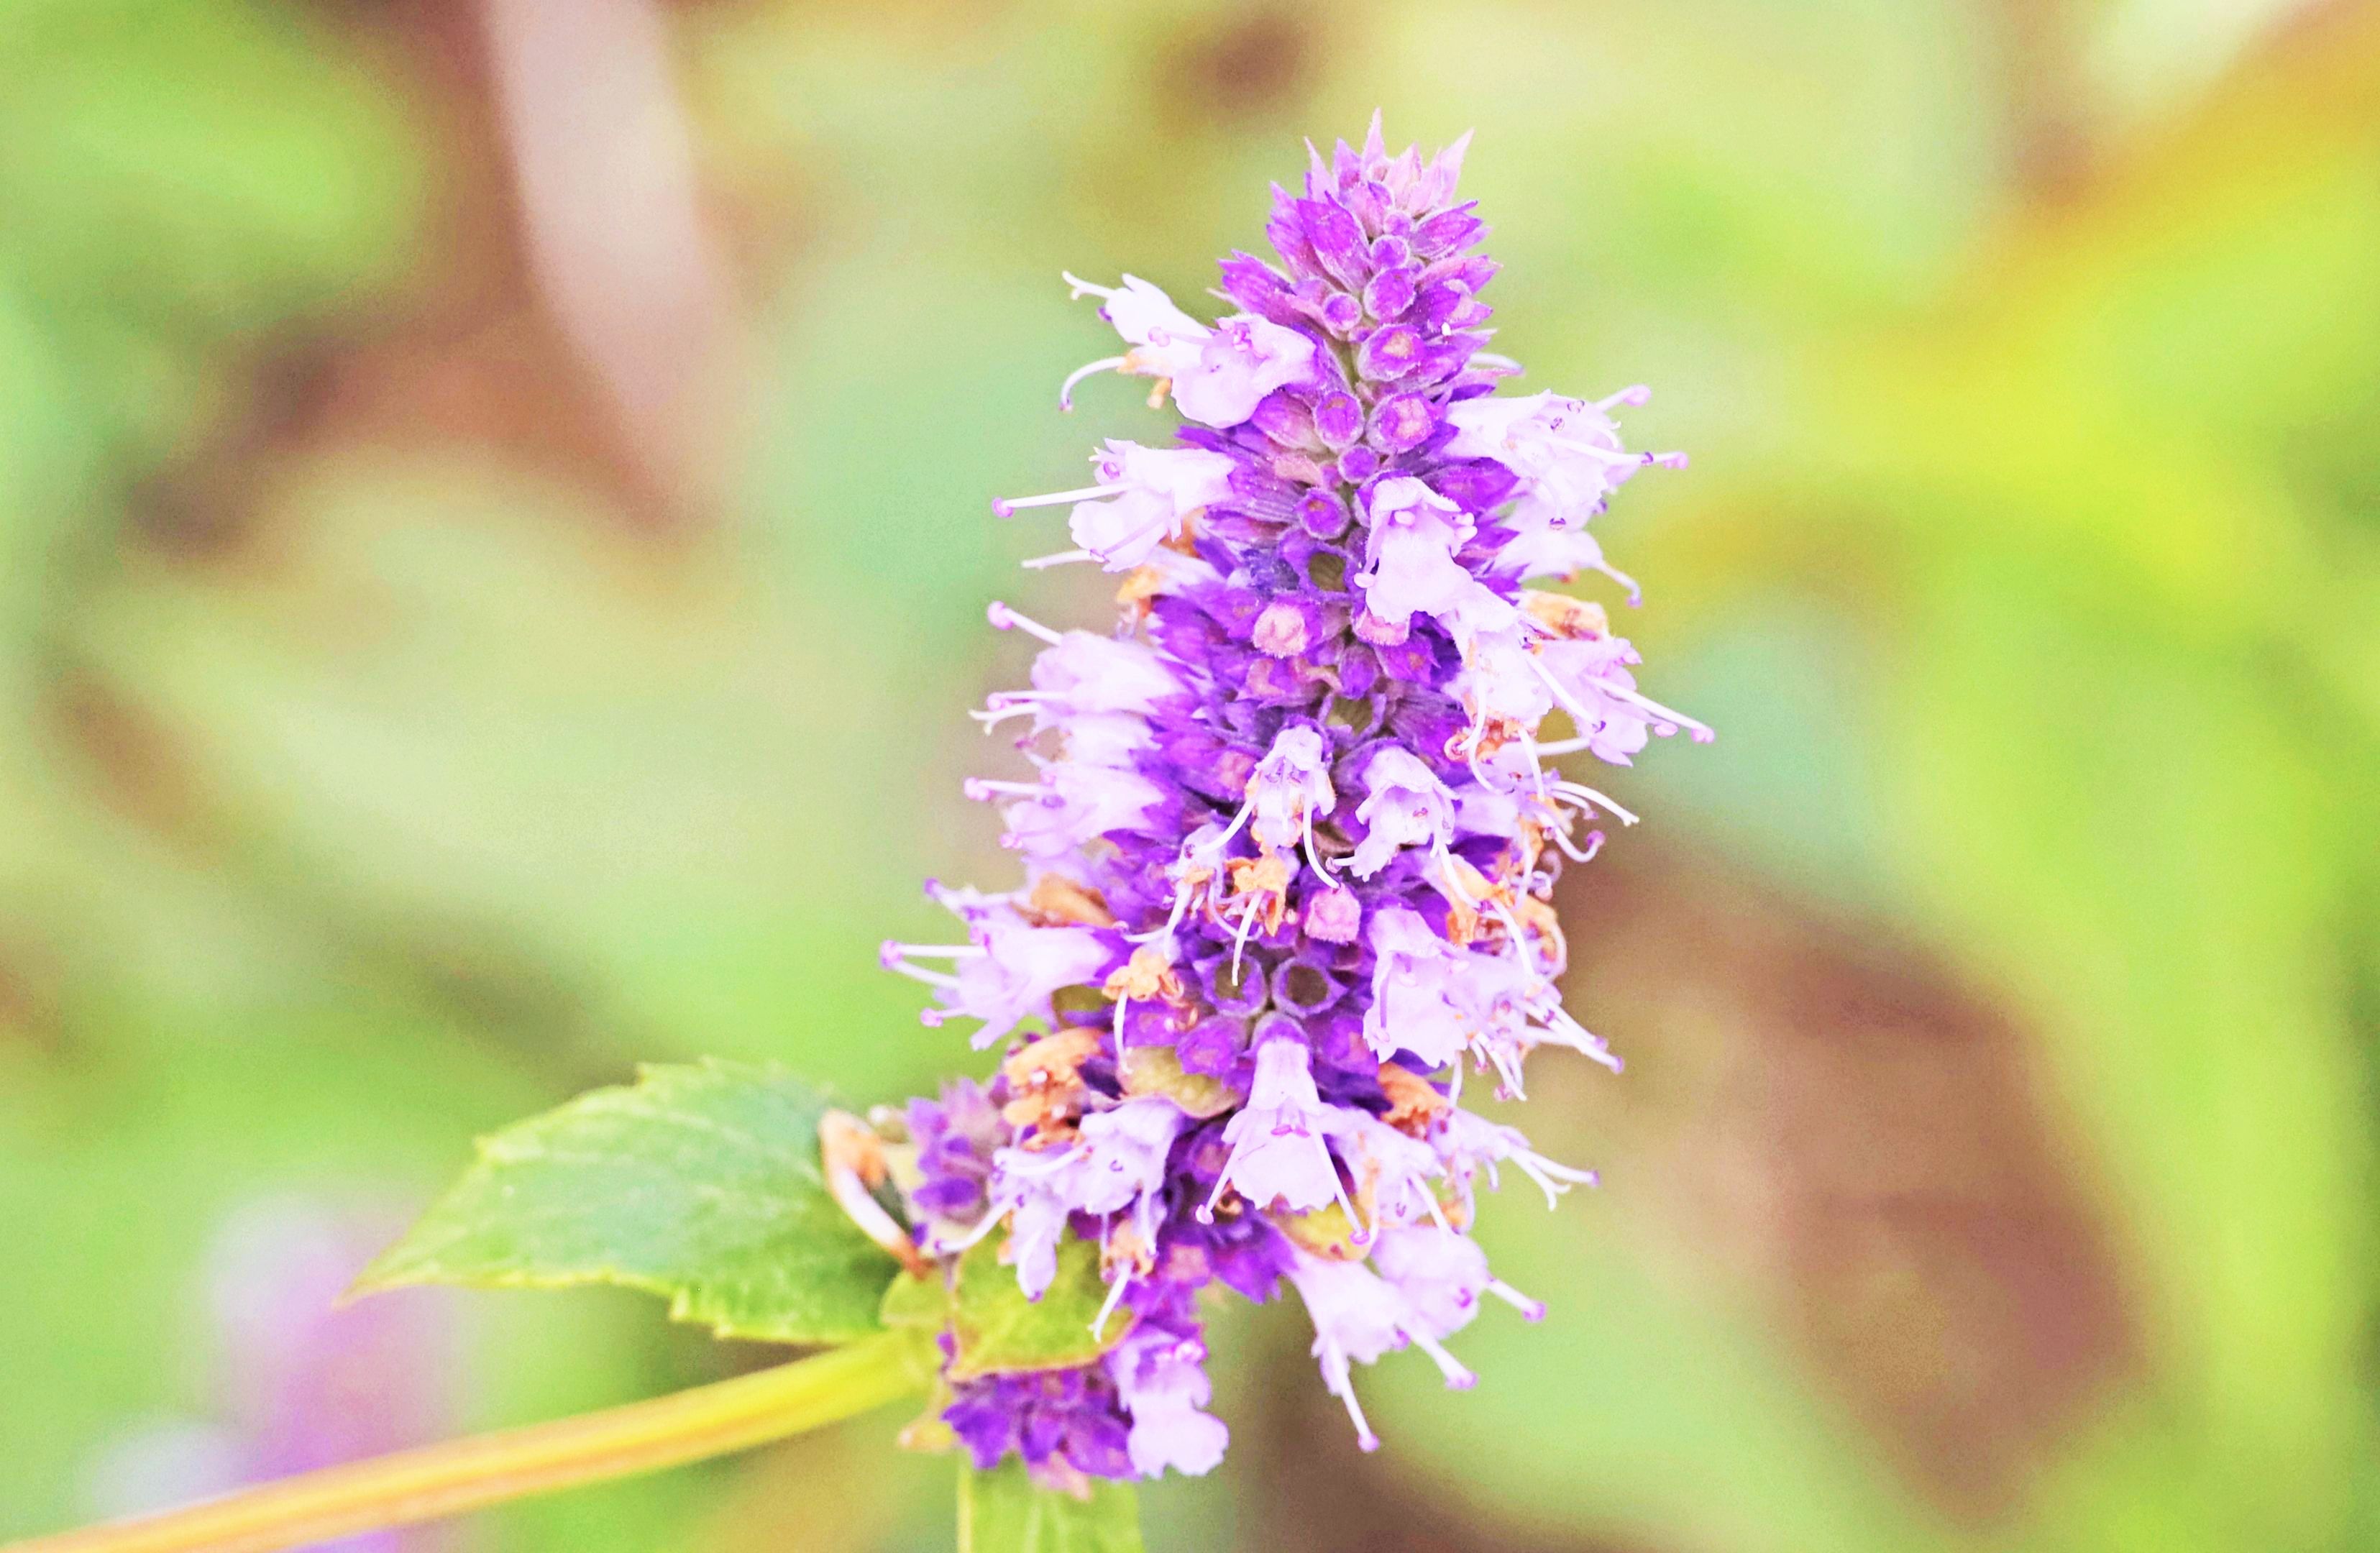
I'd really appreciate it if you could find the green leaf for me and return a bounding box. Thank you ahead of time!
[881,1228,1132,1380]
[960,1460,1144,1553]
[355,1060,900,1344]
[950,1230,1131,1379]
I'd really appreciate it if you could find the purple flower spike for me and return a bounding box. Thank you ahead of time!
[887,120,1706,1481]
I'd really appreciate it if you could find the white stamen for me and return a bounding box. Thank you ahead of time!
[1591,556,1644,605]
[1539,1007,1623,1073]
[1328,1360,1381,1452]
[1542,821,1604,863]
[1058,355,1126,411]
[1605,682,1716,741]
[1487,1279,1548,1320]
[1507,1149,1598,1209]
[930,1206,1008,1257]
[1475,1038,1528,1101]
[985,601,1063,646]
[969,702,1036,733]
[1209,798,1255,853]
[1301,810,1338,885]
[964,779,1044,800]
[1411,1330,1477,1389]
[1228,894,1264,981]
[994,481,1128,516]
[884,959,961,990]
[1091,1262,1135,1339]
[1429,841,1475,908]
[1549,782,1638,826]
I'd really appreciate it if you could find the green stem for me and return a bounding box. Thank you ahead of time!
[4,1330,933,1553]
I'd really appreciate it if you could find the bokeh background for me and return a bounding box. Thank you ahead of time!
[1,0,2375,1548]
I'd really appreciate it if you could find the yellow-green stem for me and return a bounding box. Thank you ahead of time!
[4,1329,933,1553]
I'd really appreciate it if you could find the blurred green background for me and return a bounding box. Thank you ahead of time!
[1,0,2375,1548]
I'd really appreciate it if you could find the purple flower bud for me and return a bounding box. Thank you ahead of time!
[1412,204,1483,260]
[1313,391,1365,449]
[1414,280,1471,330]
[1251,390,1322,451]
[1296,486,1354,538]
[1219,249,1301,325]
[1309,1008,1376,1073]
[1342,178,1391,233]
[1431,457,1521,513]
[1358,324,1425,380]
[1297,198,1370,289]
[1335,641,1381,699]
[1304,884,1363,944]
[1420,252,1498,294]
[1251,597,1315,658]
[1369,392,1437,453]
[1176,1014,1250,1076]
[1363,267,1417,321]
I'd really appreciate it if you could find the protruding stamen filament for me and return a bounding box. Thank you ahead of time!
[1227,894,1265,981]
[1505,1146,1598,1209]
[1329,1165,1371,1248]
[992,482,1128,518]
[1059,355,1127,410]
[1478,1040,1529,1101]
[1411,1331,1477,1390]
[929,1204,1009,1258]
[1331,1367,1381,1452]
[1301,811,1337,885]
[879,941,984,962]
[985,600,1063,645]
[1541,821,1606,863]
[969,702,1037,733]
[1605,682,1716,742]
[1548,782,1639,826]
[1091,1265,1134,1340]
[964,779,1045,801]
[1539,1007,1623,1074]
[1487,1279,1549,1321]
[1593,556,1644,605]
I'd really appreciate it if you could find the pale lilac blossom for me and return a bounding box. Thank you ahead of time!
[1062,274,1315,428]
[1348,748,1456,880]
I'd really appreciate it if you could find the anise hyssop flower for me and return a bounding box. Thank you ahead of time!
[882,115,1707,1492]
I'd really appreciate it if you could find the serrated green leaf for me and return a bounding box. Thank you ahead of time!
[961,1460,1144,1553]
[948,1230,1131,1380]
[881,1263,952,1332]
[880,1227,1133,1380]
[355,1060,900,1344]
